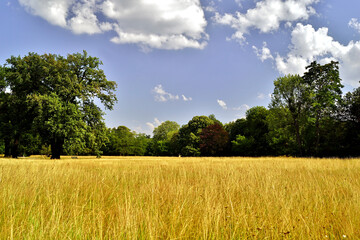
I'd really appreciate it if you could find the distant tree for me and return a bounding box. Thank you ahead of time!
[225,118,247,142]
[231,134,254,156]
[3,51,117,158]
[340,86,360,156]
[244,106,271,156]
[102,126,150,156]
[150,120,180,156]
[270,74,309,155]
[103,126,134,156]
[177,116,215,156]
[302,61,343,155]
[153,121,180,142]
[200,123,229,156]
[133,133,151,156]
[266,107,296,156]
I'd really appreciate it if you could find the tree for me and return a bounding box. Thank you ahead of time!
[225,118,247,142]
[199,123,229,156]
[244,106,271,156]
[340,86,360,156]
[3,51,117,158]
[153,121,179,142]
[102,126,134,156]
[302,61,343,155]
[151,120,180,156]
[270,74,309,155]
[101,126,150,156]
[177,116,215,156]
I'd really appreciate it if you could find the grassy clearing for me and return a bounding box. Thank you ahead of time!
[0,156,359,239]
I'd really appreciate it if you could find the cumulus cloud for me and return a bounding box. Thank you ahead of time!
[253,42,274,62]
[152,85,192,102]
[146,118,163,133]
[218,100,250,112]
[214,0,318,44]
[275,23,360,87]
[18,0,72,28]
[217,99,227,109]
[182,95,192,102]
[18,0,208,50]
[349,18,360,33]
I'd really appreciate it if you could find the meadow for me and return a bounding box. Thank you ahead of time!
[0,156,359,239]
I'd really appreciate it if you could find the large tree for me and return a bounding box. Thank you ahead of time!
[270,74,309,155]
[151,120,180,156]
[199,123,229,156]
[176,116,215,156]
[302,61,343,155]
[3,51,117,158]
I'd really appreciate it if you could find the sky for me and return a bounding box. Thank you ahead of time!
[1,0,360,135]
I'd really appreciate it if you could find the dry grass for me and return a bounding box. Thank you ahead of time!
[0,156,359,239]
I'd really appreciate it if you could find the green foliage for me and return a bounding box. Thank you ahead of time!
[270,74,308,155]
[176,116,215,156]
[153,121,179,142]
[244,106,271,156]
[225,118,247,142]
[101,126,150,156]
[1,51,117,158]
[266,107,296,156]
[0,140,4,154]
[231,135,254,156]
[150,121,180,156]
[302,61,343,155]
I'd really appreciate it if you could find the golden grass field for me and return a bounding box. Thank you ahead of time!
[0,155,359,239]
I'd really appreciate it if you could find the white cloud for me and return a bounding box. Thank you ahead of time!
[204,1,217,13]
[146,118,163,134]
[18,0,73,28]
[18,0,208,50]
[182,95,192,101]
[253,42,274,62]
[274,23,360,87]
[214,0,319,44]
[349,18,360,33]
[153,85,192,102]
[68,0,103,35]
[217,99,227,110]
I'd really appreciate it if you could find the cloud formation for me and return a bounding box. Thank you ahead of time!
[153,85,192,102]
[275,23,360,87]
[253,42,274,62]
[214,0,318,44]
[217,99,227,110]
[349,18,360,33]
[18,0,208,50]
[146,118,162,133]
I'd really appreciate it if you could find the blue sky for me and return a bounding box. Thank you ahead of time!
[1,0,360,135]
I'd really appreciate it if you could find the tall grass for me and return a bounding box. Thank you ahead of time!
[0,156,359,239]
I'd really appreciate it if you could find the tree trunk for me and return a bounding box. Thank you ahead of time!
[293,118,303,156]
[315,115,320,156]
[4,138,11,158]
[51,138,64,159]
[11,137,19,158]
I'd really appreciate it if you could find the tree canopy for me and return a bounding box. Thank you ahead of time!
[1,51,117,158]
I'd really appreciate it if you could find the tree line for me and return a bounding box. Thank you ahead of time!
[0,52,359,158]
